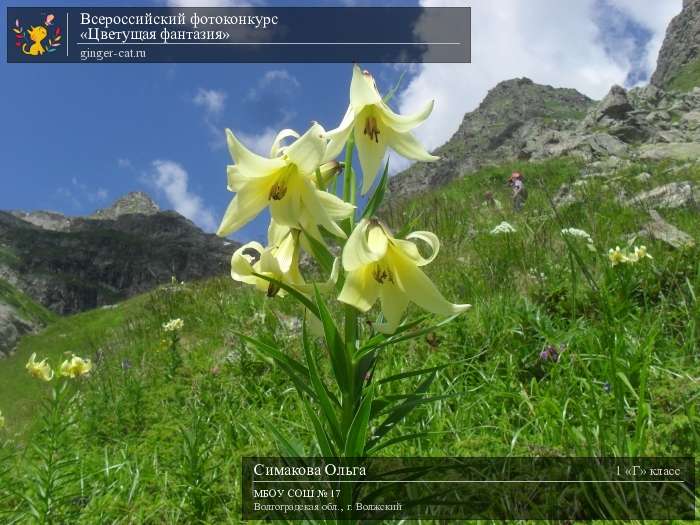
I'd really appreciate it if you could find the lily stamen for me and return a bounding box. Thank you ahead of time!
[363,116,381,143]
[268,181,288,200]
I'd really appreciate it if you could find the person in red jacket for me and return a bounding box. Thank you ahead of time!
[508,171,527,211]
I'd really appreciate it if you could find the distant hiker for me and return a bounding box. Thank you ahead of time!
[508,172,527,211]
[482,191,502,210]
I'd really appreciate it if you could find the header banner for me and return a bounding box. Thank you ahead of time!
[7,6,471,63]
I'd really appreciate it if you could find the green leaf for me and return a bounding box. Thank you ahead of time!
[313,286,350,395]
[356,314,460,360]
[262,420,305,457]
[367,372,437,448]
[360,314,431,351]
[343,385,375,457]
[367,431,431,455]
[360,160,389,220]
[233,331,314,399]
[300,227,335,276]
[251,272,319,318]
[378,363,450,386]
[301,397,337,458]
[302,319,343,446]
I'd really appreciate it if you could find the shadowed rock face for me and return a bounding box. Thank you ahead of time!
[651,0,700,89]
[387,78,594,200]
[0,193,237,315]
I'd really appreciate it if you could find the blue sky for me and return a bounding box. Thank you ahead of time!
[0,1,681,242]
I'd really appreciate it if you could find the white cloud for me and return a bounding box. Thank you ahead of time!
[193,87,227,115]
[246,69,300,101]
[149,160,217,232]
[117,158,132,169]
[394,0,681,159]
[607,0,682,80]
[236,127,279,156]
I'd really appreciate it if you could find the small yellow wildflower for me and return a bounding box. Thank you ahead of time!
[608,246,628,266]
[0,410,5,429]
[163,318,184,332]
[634,245,652,261]
[26,353,54,382]
[59,354,93,378]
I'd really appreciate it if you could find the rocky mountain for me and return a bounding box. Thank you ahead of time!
[0,192,236,320]
[651,0,700,91]
[389,1,700,201]
[388,78,594,199]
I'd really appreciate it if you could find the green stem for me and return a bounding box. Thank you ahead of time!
[342,134,356,231]
[569,251,577,320]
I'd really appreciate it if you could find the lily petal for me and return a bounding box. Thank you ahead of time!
[354,111,388,194]
[338,266,380,312]
[217,183,270,237]
[275,230,297,274]
[402,231,440,266]
[350,64,382,110]
[270,128,300,157]
[298,177,348,239]
[283,122,327,175]
[391,250,471,317]
[387,127,439,163]
[231,242,264,285]
[342,219,387,271]
[377,282,410,334]
[316,189,355,220]
[379,99,434,134]
[324,105,355,162]
[226,128,286,177]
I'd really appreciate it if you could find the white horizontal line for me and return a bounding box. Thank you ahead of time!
[75,42,462,45]
[252,480,686,484]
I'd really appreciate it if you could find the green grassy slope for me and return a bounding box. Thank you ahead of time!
[668,58,700,92]
[0,279,56,328]
[0,157,698,523]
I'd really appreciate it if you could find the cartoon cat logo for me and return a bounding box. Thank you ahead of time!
[24,25,48,55]
[11,14,62,57]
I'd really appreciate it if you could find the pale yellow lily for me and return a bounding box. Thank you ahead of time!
[26,353,54,382]
[59,354,93,378]
[338,219,470,333]
[231,221,338,297]
[325,64,438,194]
[218,123,354,240]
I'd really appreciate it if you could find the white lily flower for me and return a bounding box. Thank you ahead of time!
[218,122,354,240]
[325,65,438,194]
[338,218,470,334]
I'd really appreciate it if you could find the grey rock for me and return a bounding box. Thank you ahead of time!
[0,192,238,315]
[651,0,700,89]
[638,142,700,161]
[597,85,633,120]
[9,210,72,232]
[681,111,700,130]
[552,184,580,209]
[634,172,653,182]
[0,303,37,357]
[90,191,160,220]
[626,181,698,209]
[636,210,696,248]
[388,77,593,200]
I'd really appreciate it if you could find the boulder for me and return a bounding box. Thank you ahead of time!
[626,181,698,209]
[635,210,696,248]
[0,303,36,358]
[638,142,700,161]
[598,85,633,120]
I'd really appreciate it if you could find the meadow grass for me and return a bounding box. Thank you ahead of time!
[0,156,698,523]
